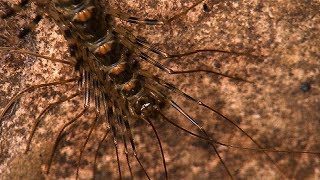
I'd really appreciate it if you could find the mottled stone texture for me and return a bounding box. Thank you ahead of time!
[0,0,319,179]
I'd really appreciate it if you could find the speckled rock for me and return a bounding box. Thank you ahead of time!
[0,0,319,179]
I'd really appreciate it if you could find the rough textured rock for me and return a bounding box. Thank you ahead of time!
[0,0,319,179]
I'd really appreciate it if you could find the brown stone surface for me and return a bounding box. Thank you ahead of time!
[0,0,319,179]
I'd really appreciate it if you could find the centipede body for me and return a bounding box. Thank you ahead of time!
[0,0,319,179]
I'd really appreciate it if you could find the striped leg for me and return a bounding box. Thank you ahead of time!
[109,0,207,25]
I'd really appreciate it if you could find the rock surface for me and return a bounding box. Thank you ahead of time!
[0,0,319,179]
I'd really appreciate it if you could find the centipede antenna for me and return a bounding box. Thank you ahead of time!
[46,108,86,174]
[143,117,168,180]
[0,47,76,65]
[76,114,99,180]
[122,117,151,180]
[93,128,110,180]
[168,100,234,180]
[0,78,77,136]
[25,92,80,153]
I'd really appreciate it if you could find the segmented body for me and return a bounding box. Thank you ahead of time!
[46,0,166,118]
[0,0,316,179]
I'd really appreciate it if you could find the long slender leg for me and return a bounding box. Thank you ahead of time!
[117,115,133,179]
[168,100,234,179]
[110,112,122,179]
[101,95,122,179]
[146,75,289,178]
[122,117,151,180]
[115,25,255,59]
[110,2,259,67]
[25,92,80,153]
[142,117,168,180]
[0,47,76,66]
[113,28,251,83]
[93,80,101,114]
[158,110,233,147]
[97,1,255,101]
[139,85,233,178]
[0,78,77,136]
[113,26,168,58]
[121,128,133,179]
[113,24,258,60]
[46,108,87,174]
[79,79,103,172]
[76,114,99,180]
[167,48,261,59]
[93,129,110,180]
[83,70,91,108]
[93,127,110,179]
[114,25,228,58]
[74,73,100,179]
[107,8,163,25]
[159,110,317,154]
[109,0,206,25]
